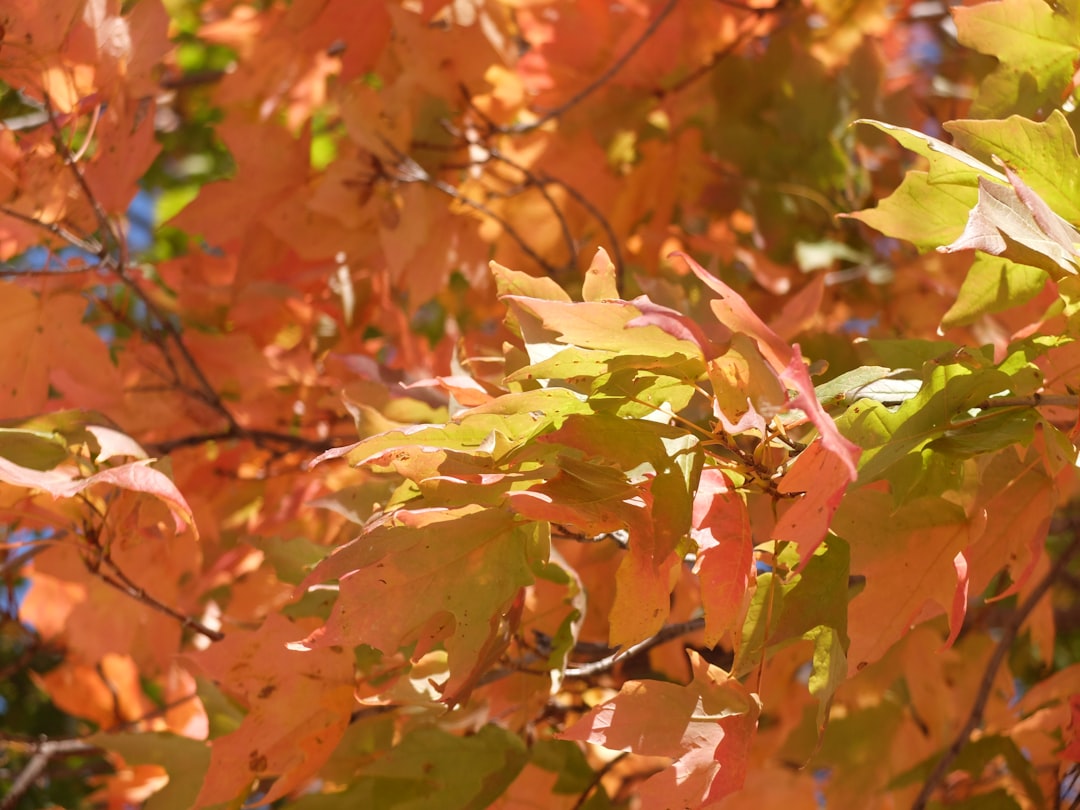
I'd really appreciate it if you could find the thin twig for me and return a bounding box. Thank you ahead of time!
[0,203,103,255]
[552,526,630,549]
[484,142,626,282]
[564,617,705,678]
[43,95,117,257]
[976,394,1079,409]
[82,535,223,642]
[483,147,578,273]
[145,427,344,456]
[159,69,226,90]
[0,739,96,810]
[93,567,222,641]
[0,263,101,277]
[43,95,242,433]
[911,534,1080,809]
[380,136,563,277]
[0,693,200,810]
[500,0,681,135]
[550,174,625,284]
[655,0,786,100]
[571,751,629,810]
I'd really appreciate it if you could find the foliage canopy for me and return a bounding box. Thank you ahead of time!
[0,0,1079,808]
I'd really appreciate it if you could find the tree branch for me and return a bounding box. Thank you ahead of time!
[499,0,680,135]
[564,617,705,678]
[549,172,625,285]
[571,751,629,810]
[14,100,351,466]
[0,693,200,810]
[911,533,1080,809]
[83,535,223,642]
[380,136,564,278]
[552,525,630,549]
[145,427,344,456]
[654,0,788,100]
[0,738,97,810]
[43,95,244,433]
[482,147,578,274]
[0,203,104,256]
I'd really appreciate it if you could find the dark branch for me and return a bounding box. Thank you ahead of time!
[911,533,1080,809]
[654,0,787,100]
[44,94,244,433]
[549,173,626,285]
[483,145,578,273]
[571,751,629,810]
[0,693,200,810]
[380,136,564,277]
[145,427,343,456]
[552,526,630,550]
[499,0,681,135]
[82,537,223,642]
[0,204,103,256]
[0,739,97,810]
[159,68,227,90]
[482,141,627,284]
[93,567,224,642]
[564,617,705,678]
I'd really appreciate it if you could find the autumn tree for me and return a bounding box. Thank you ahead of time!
[0,0,1078,808]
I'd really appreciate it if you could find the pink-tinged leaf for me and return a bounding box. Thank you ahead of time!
[86,426,149,462]
[691,469,754,647]
[0,455,78,491]
[944,551,970,649]
[562,651,759,808]
[55,461,196,534]
[0,457,195,534]
[939,176,1079,276]
[507,455,645,536]
[769,274,825,343]
[773,440,855,564]
[781,347,860,481]
[675,252,858,481]
[1001,163,1079,256]
[708,334,785,435]
[627,296,719,359]
[508,488,634,535]
[671,251,793,371]
[582,247,619,302]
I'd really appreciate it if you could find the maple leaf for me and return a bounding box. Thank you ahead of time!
[187,613,355,806]
[295,505,544,700]
[691,468,754,648]
[939,171,1080,277]
[944,110,1080,225]
[675,251,859,480]
[4,0,1080,806]
[0,286,123,419]
[562,650,761,808]
[832,490,970,673]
